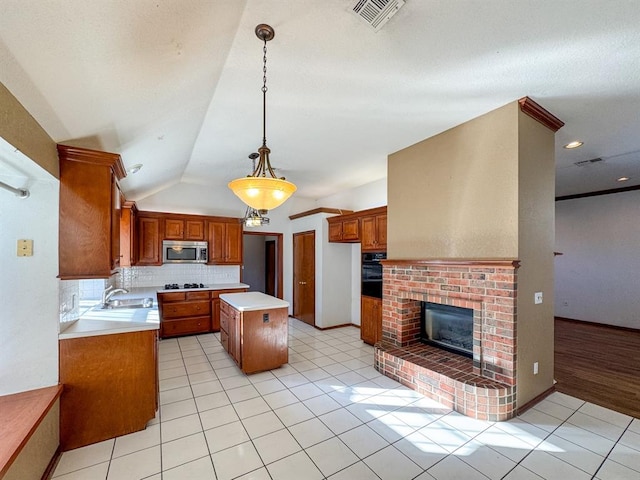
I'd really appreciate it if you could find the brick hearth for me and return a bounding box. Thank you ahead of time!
[374,259,519,421]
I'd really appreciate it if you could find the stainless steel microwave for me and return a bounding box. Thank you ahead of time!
[162,240,208,264]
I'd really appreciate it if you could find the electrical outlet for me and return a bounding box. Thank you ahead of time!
[533,362,539,375]
[534,292,543,304]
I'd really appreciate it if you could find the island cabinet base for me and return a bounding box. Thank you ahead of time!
[59,330,158,451]
[220,301,288,374]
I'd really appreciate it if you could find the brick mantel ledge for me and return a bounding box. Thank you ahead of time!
[381,258,520,268]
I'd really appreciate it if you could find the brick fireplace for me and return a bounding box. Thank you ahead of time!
[374,259,519,421]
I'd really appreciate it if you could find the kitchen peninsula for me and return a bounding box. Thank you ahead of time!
[219,292,289,374]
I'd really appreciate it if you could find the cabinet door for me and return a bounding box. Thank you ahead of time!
[110,179,121,270]
[376,214,387,250]
[120,201,136,268]
[164,218,184,239]
[211,298,221,331]
[342,219,360,241]
[328,221,343,242]
[361,216,377,251]
[137,216,161,265]
[185,220,205,240]
[207,221,225,263]
[225,222,243,264]
[361,296,382,345]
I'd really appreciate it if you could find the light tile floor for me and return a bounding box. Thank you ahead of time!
[52,318,640,480]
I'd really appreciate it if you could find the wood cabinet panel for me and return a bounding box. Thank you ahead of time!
[185,220,205,240]
[137,215,161,265]
[361,296,382,345]
[59,330,158,451]
[161,316,211,337]
[207,220,243,265]
[327,216,359,242]
[361,213,386,251]
[160,300,210,319]
[220,301,288,374]
[164,218,184,239]
[119,201,136,268]
[58,145,126,279]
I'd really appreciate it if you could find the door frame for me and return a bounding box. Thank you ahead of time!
[242,231,284,299]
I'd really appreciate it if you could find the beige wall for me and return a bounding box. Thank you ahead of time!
[515,110,556,406]
[0,82,58,178]
[387,102,519,260]
[387,99,556,408]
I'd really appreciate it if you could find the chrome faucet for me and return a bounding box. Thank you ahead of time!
[102,286,129,305]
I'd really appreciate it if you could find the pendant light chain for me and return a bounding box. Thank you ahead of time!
[262,39,268,148]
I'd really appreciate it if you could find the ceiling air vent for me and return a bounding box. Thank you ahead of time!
[351,0,406,31]
[573,157,604,167]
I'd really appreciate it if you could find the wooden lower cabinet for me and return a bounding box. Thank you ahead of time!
[219,300,288,374]
[158,291,211,338]
[59,330,158,451]
[159,288,247,338]
[361,295,382,345]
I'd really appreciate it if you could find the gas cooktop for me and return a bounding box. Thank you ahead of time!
[164,283,206,290]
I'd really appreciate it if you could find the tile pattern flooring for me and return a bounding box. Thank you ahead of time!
[52,319,640,480]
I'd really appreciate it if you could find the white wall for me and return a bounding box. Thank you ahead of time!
[555,190,640,329]
[0,150,59,395]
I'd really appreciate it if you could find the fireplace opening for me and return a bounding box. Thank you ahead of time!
[420,302,473,358]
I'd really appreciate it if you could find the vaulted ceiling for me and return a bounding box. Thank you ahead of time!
[1,1,639,213]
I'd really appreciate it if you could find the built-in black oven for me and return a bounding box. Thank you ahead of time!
[362,252,386,298]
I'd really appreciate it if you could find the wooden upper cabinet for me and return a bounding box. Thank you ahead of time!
[361,211,387,251]
[327,216,360,243]
[327,206,386,250]
[137,215,161,265]
[119,200,137,268]
[207,219,243,264]
[164,217,205,240]
[58,145,126,279]
[164,218,184,239]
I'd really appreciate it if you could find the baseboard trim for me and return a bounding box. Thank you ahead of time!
[555,316,639,333]
[516,386,556,416]
[313,323,356,331]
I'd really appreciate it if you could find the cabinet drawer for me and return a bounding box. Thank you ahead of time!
[186,291,210,300]
[220,300,230,316]
[162,301,210,318]
[159,292,186,302]
[162,316,211,337]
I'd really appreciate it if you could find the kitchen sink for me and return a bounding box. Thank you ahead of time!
[101,297,154,309]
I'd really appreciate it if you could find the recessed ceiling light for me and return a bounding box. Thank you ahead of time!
[617,176,630,182]
[563,141,584,149]
[128,164,143,174]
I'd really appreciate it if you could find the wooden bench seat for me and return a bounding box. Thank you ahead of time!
[0,385,62,480]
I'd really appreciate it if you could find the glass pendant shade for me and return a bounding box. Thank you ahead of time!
[229,176,296,211]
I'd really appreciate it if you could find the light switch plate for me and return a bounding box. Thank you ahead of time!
[17,239,33,257]
[534,292,543,304]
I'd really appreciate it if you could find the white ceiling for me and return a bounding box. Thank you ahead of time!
[1,0,640,209]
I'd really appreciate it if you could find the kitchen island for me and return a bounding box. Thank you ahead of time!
[219,292,289,374]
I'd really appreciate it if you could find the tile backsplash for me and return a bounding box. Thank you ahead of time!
[118,264,240,289]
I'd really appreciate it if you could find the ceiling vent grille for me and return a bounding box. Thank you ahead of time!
[574,157,604,167]
[351,0,406,31]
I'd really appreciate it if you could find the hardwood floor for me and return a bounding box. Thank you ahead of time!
[554,317,640,419]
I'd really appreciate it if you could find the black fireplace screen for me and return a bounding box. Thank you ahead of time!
[421,302,473,357]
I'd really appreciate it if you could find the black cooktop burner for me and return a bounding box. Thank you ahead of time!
[163,283,206,290]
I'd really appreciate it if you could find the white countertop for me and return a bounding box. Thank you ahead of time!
[219,292,289,312]
[59,283,249,339]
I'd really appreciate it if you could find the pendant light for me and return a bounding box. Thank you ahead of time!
[228,24,296,211]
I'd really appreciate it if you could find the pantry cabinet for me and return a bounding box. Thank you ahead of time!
[58,145,126,279]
